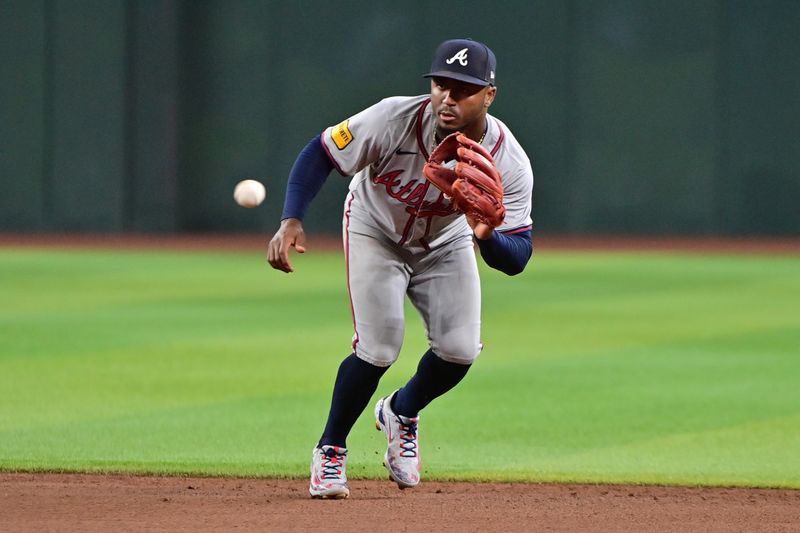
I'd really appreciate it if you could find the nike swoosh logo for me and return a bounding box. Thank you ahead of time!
[395,148,418,155]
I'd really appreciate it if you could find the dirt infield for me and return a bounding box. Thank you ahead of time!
[2,474,799,532]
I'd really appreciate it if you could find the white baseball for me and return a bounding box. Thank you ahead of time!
[233,179,266,208]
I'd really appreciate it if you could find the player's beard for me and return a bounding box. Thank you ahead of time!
[435,108,487,143]
[434,124,457,143]
[435,105,461,135]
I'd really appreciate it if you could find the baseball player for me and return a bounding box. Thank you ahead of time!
[267,38,534,499]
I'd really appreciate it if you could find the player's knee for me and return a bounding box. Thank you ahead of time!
[353,335,404,367]
[353,347,401,367]
[431,337,482,365]
[351,318,405,367]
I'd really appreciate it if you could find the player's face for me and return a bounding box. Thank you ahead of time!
[430,77,496,137]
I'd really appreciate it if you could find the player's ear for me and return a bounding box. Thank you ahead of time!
[484,86,497,108]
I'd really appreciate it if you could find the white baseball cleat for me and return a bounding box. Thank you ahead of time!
[309,445,350,499]
[374,392,421,489]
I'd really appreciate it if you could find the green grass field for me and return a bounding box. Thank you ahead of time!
[1,246,798,488]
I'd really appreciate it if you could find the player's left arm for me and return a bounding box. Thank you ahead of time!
[474,160,534,276]
[474,226,532,276]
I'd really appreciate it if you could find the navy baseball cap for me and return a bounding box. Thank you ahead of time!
[423,38,496,86]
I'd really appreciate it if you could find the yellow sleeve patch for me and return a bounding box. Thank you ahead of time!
[331,120,354,150]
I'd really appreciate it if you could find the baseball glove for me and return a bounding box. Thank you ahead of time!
[423,132,505,228]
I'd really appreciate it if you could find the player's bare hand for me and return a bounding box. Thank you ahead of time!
[466,214,494,240]
[268,218,307,273]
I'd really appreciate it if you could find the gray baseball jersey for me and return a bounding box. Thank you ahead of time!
[319,95,533,366]
[321,95,533,253]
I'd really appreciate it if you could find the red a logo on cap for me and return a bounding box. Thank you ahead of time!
[445,48,469,66]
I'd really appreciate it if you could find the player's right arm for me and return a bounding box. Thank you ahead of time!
[268,217,307,273]
[267,136,334,273]
[269,99,401,272]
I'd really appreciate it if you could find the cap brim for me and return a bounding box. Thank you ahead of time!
[423,71,491,87]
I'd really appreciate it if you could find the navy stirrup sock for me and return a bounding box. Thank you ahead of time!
[318,353,388,448]
[392,349,471,418]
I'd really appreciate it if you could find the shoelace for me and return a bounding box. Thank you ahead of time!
[320,448,346,480]
[397,419,418,458]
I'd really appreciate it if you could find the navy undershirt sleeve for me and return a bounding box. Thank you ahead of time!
[280,136,335,221]
[475,229,533,276]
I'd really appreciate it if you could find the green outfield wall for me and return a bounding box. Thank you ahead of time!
[1,0,798,236]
